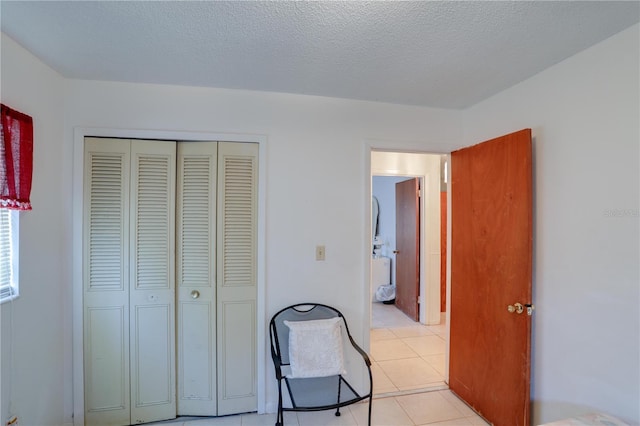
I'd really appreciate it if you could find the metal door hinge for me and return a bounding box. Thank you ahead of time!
[525,304,535,316]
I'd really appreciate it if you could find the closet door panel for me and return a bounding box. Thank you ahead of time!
[219,300,255,398]
[133,304,173,404]
[83,137,131,426]
[216,142,258,415]
[85,306,128,424]
[176,142,218,416]
[129,140,177,424]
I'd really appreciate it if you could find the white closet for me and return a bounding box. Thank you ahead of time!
[82,138,257,425]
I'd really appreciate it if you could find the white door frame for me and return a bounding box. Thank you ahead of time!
[72,127,267,425]
[363,139,452,382]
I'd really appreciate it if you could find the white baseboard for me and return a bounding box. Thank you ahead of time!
[264,402,277,414]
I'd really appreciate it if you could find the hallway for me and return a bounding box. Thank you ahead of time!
[371,302,447,395]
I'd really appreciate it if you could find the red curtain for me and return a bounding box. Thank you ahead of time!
[1,104,33,210]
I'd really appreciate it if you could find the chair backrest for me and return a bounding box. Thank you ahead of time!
[270,303,343,366]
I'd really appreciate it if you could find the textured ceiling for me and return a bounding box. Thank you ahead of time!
[1,1,638,109]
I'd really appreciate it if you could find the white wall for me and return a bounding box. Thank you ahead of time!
[463,24,639,424]
[0,34,68,425]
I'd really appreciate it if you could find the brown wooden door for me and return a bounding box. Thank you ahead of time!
[450,129,533,426]
[395,178,420,321]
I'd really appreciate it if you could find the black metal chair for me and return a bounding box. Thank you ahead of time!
[269,303,373,426]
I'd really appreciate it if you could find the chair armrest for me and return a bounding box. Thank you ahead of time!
[270,328,284,380]
[273,361,284,380]
[347,334,372,367]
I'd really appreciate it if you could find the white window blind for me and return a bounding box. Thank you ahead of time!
[0,209,19,303]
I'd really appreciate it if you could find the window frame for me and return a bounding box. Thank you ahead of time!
[0,208,19,304]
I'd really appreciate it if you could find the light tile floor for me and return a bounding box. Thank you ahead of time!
[370,302,447,395]
[148,389,489,425]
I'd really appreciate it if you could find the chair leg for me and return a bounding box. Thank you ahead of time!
[335,375,342,417]
[367,395,372,426]
[276,381,284,426]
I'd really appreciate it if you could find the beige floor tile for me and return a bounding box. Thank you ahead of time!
[295,408,358,426]
[439,391,478,418]
[240,412,296,426]
[372,303,418,328]
[395,392,466,425]
[370,328,396,341]
[389,326,435,338]
[428,324,447,338]
[150,418,222,426]
[370,338,418,361]
[422,353,446,375]
[350,398,413,426]
[378,358,444,391]
[422,418,472,425]
[402,335,446,357]
[371,303,450,403]
[185,416,243,425]
[371,362,398,394]
[466,415,491,425]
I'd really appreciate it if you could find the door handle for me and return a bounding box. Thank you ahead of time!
[507,303,524,314]
[190,290,200,299]
[393,250,400,254]
[507,302,535,315]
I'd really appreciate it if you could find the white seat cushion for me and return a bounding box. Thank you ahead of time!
[284,317,346,378]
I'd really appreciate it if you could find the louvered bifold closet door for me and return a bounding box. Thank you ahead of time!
[83,138,131,426]
[176,142,217,416]
[216,142,258,415]
[129,140,177,424]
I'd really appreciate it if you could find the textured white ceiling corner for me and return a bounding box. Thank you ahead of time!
[1,1,638,109]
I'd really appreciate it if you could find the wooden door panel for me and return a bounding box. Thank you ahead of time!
[450,129,533,426]
[395,178,420,321]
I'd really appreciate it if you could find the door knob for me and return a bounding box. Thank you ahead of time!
[393,250,400,254]
[190,290,200,299]
[507,303,534,315]
[507,302,524,314]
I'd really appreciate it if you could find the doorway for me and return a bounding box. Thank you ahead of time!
[369,151,447,396]
[366,129,533,425]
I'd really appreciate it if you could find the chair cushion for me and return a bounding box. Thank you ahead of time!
[284,317,346,378]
